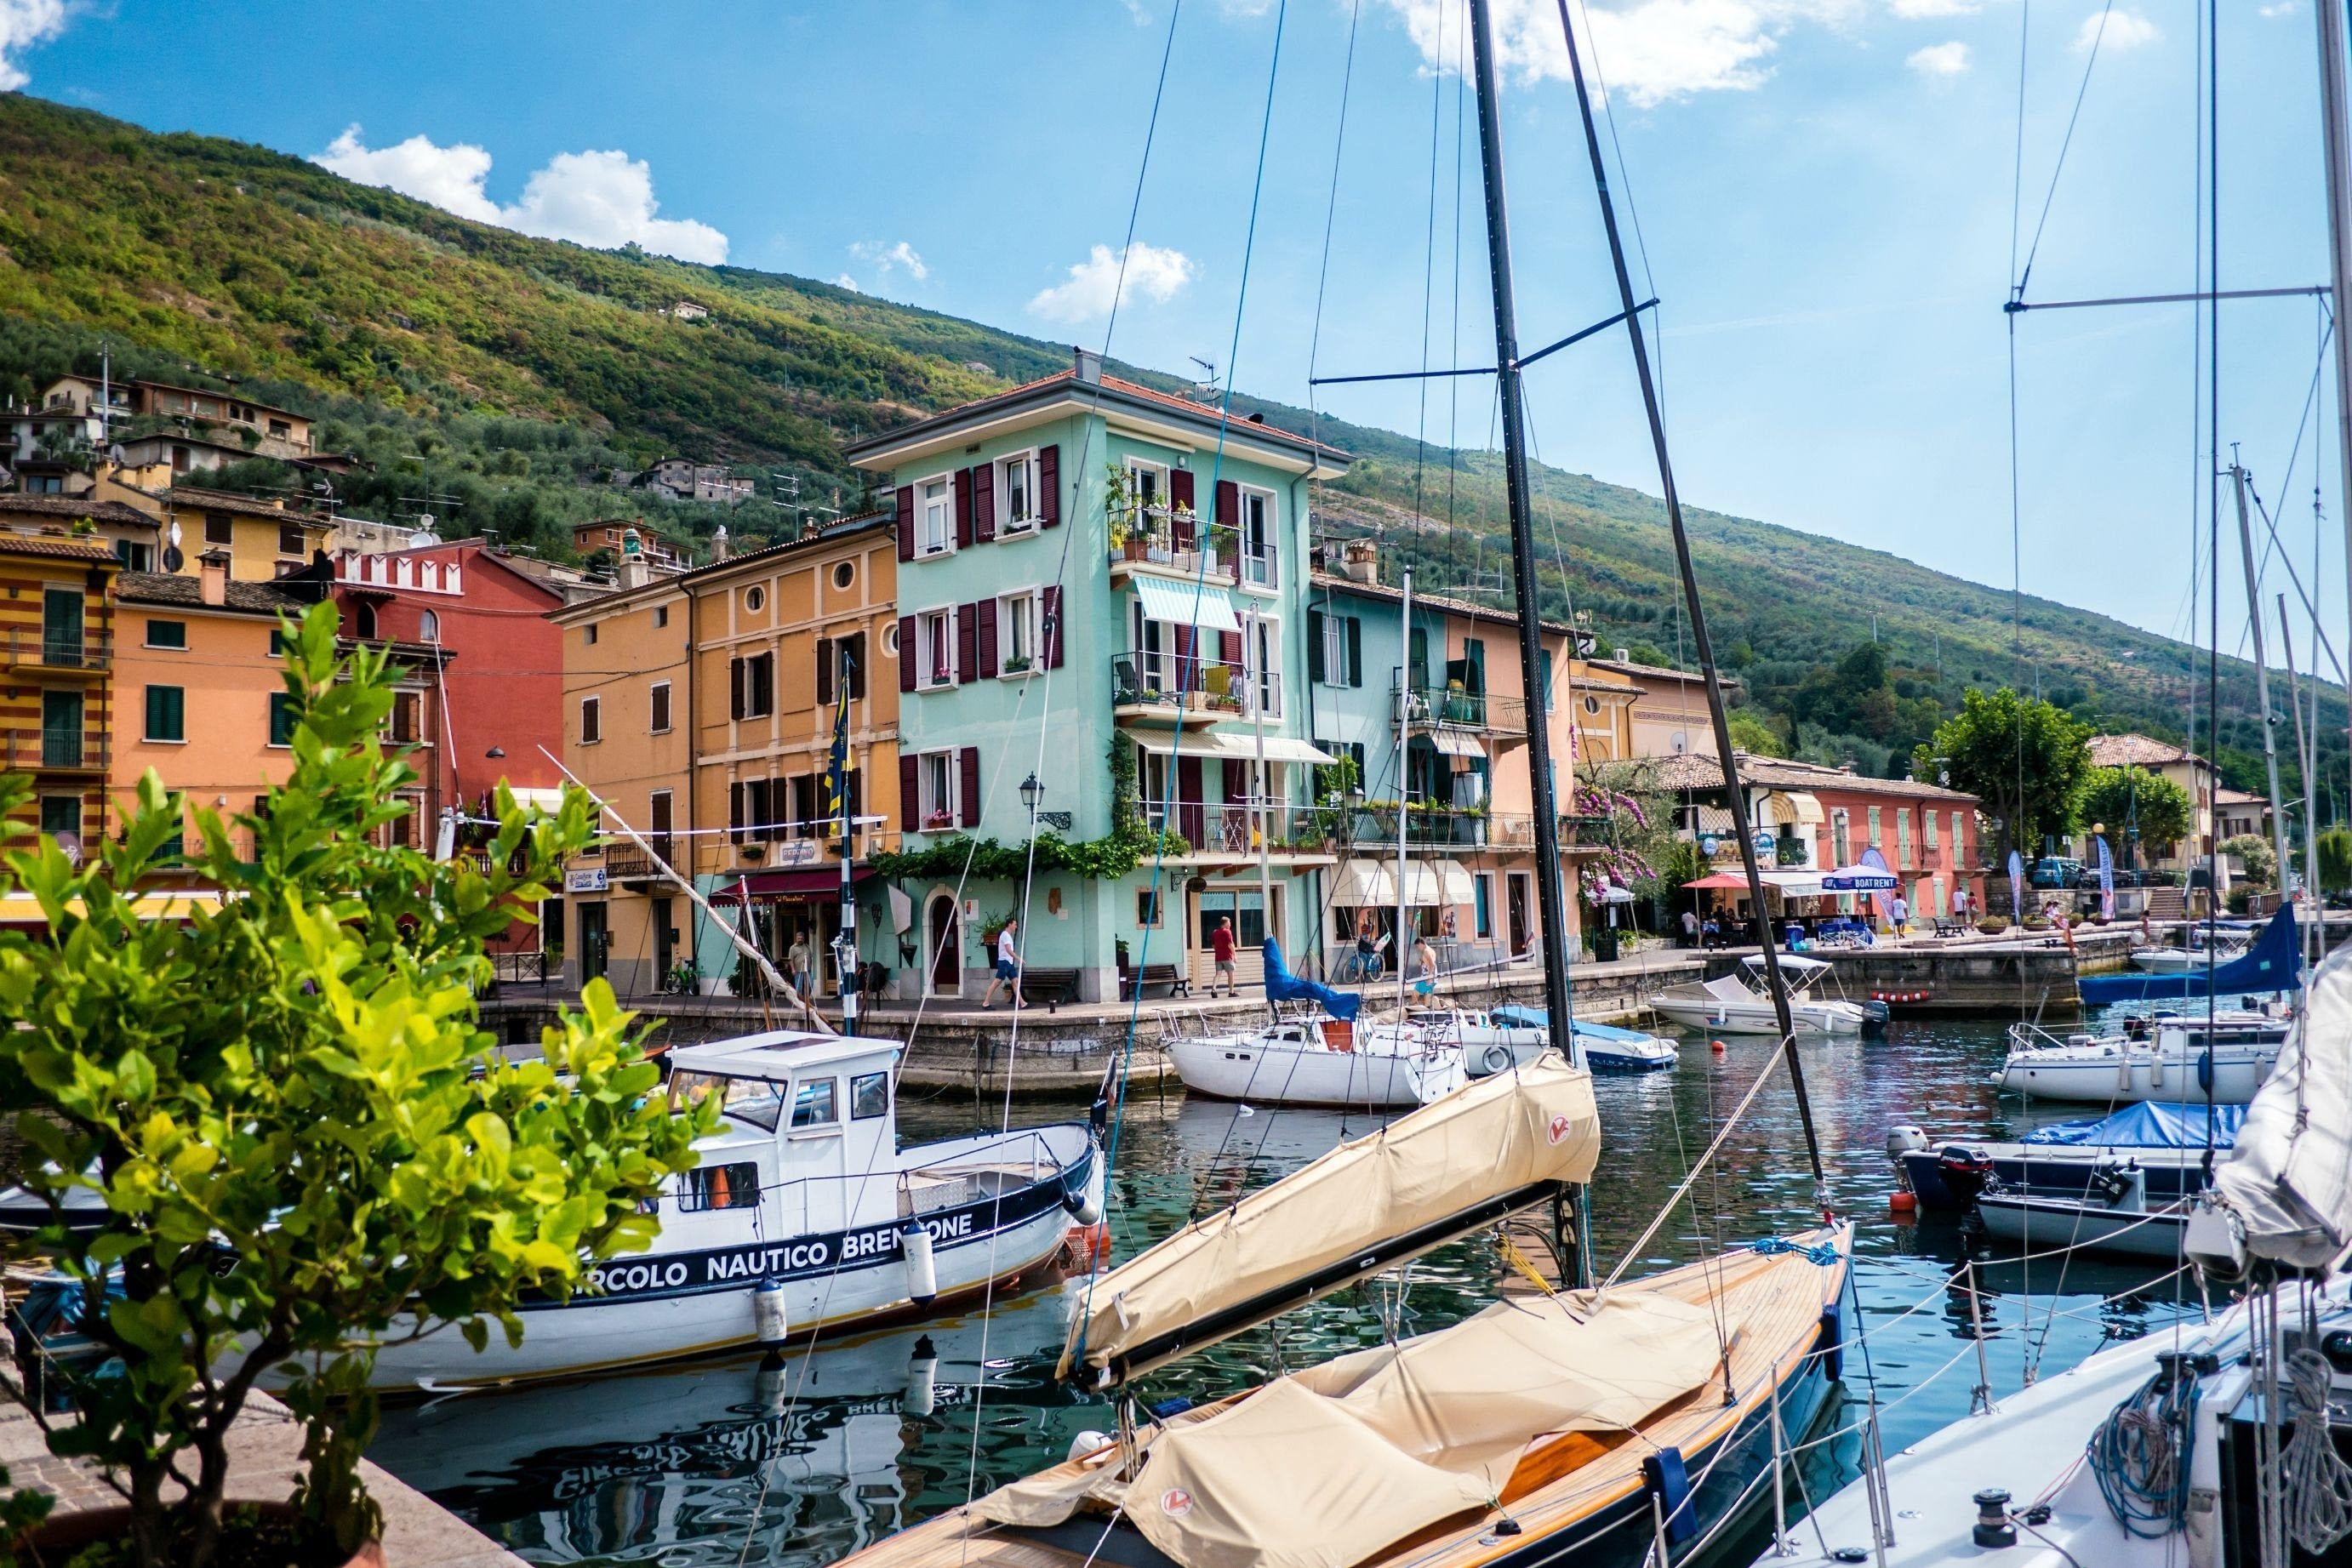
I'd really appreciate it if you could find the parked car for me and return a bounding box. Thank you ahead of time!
[2029,856,2084,890]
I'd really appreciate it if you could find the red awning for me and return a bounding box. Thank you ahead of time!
[1682,872,1753,889]
[711,866,876,901]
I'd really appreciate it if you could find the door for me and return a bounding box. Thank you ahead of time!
[40,690,82,768]
[41,589,82,666]
[652,896,675,989]
[579,901,608,984]
[927,893,961,996]
[1507,873,1533,956]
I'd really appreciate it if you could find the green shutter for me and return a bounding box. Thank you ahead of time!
[1307,610,1326,683]
[269,693,298,747]
[1345,617,1363,687]
[146,685,184,743]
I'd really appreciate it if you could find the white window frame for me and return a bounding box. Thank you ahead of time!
[916,472,956,558]
[1319,612,1346,687]
[579,695,602,745]
[649,680,673,734]
[996,448,1040,536]
[1236,484,1277,591]
[1125,458,1170,536]
[916,606,957,690]
[917,750,958,830]
[998,588,1042,677]
[1242,611,1282,719]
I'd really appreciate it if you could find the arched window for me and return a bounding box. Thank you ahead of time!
[418,608,441,642]
[353,602,379,640]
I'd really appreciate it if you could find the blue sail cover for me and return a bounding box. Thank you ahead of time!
[2022,1101,2249,1149]
[1261,939,1361,1022]
[2078,904,2302,1004]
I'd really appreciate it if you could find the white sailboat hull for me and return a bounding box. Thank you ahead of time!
[1646,992,1866,1035]
[1164,1035,1465,1107]
[1993,1042,2278,1103]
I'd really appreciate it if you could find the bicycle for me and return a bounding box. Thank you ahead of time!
[1337,948,1385,984]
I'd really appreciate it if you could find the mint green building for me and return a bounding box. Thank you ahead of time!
[843,351,1351,1004]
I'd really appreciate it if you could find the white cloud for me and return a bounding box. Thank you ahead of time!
[1905,40,1970,77]
[1889,0,1977,14]
[2076,8,2161,52]
[1027,242,1197,325]
[2258,1,2298,16]
[0,0,68,91]
[831,274,862,294]
[1378,0,1872,110]
[313,128,728,265]
[850,239,929,282]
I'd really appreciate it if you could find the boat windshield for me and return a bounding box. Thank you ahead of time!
[669,1069,785,1132]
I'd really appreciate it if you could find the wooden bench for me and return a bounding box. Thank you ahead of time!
[1018,967,1083,1012]
[1120,962,1190,1001]
[1932,918,1968,938]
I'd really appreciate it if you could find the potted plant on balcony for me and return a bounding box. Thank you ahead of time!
[0,602,707,1568]
[1002,654,1035,676]
[922,809,956,830]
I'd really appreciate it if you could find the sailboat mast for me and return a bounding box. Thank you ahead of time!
[1539,0,1827,1194]
[2231,459,2298,966]
[2315,0,2352,810]
[1394,567,1415,1015]
[1464,0,1574,1062]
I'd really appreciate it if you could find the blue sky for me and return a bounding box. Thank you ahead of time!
[8,1,2343,660]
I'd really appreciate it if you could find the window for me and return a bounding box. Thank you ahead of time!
[1320,614,1345,686]
[1924,811,1938,852]
[1237,486,1276,587]
[916,608,956,688]
[677,1161,760,1213]
[387,692,421,745]
[38,795,78,841]
[1000,590,1039,675]
[654,604,670,629]
[1124,459,1167,533]
[831,560,857,590]
[352,602,378,640]
[579,695,602,744]
[917,476,954,556]
[584,622,599,647]
[1474,873,1495,939]
[882,621,900,656]
[114,539,152,573]
[1242,613,1281,717]
[789,773,820,838]
[40,691,82,768]
[851,1070,890,1120]
[1866,806,1881,847]
[1897,811,1911,864]
[1831,810,1851,866]
[268,693,299,747]
[669,1070,782,1132]
[791,1077,839,1129]
[744,585,767,614]
[919,750,956,829]
[649,790,675,864]
[418,609,440,642]
[1138,888,1162,927]
[267,418,291,440]
[999,451,1037,532]
[1582,695,1601,716]
[1952,811,1967,856]
[729,651,775,719]
[650,680,673,733]
[816,632,867,704]
[144,685,186,743]
[203,515,232,546]
[145,619,186,651]
[277,524,305,556]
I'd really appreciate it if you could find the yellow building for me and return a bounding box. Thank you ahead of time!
[553,518,901,999]
[0,533,119,849]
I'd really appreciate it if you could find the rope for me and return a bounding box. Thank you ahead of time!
[2088,1361,2201,1538]
[2280,1346,2352,1555]
[1748,1235,1841,1268]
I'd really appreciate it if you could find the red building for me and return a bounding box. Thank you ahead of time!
[330,540,569,829]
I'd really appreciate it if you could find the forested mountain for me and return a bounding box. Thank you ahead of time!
[0,93,2326,797]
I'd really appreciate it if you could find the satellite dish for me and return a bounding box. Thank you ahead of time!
[408,530,436,550]
[168,520,183,548]
[1670,731,1689,755]
[162,545,185,573]
[107,445,127,468]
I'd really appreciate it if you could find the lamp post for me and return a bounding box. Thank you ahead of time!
[1020,773,1042,821]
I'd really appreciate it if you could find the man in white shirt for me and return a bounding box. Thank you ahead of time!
[1888,894,1910,937]
[982,916,1025,1009]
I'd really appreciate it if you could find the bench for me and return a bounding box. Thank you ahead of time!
[1120,962,1190,1001]
[1018,967,1083,1012]
[1932,918,1968,938]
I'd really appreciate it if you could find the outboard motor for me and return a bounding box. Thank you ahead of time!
[1859,998,1892,1032]
[1885,1125,1928,1162]
[1936,1145,1996,1206]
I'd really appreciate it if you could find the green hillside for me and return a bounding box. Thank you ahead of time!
[0,93,2326,800]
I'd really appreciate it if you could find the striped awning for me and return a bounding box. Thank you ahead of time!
[1131,576,1242,633]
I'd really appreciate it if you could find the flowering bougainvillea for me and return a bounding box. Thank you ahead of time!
[1573,766,1678,904]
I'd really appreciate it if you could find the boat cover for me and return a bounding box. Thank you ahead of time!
[984,1290,1725,1568]
[2079,905,2301,1004]
[1057,1054,1599,1384]
[2022,1102,2248,1149]
[1493,1006,1654,1046]
[2217,940,2352,1269]
[1260,938,1360,1022]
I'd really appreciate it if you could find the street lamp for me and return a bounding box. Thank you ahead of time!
[1020,773,1042,818]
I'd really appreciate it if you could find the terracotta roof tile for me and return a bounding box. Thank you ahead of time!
[0,495,157,528]
[1646,749,1980,805]
[2087,733,2206,769]
[0,533,122,564]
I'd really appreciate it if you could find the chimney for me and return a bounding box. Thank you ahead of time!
[197,548,230,607]
[1339,538,1379,586]
[1074,346,1104,385]
[710,524,730,562]
[617,558,652,590]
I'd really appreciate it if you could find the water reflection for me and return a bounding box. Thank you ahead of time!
[372,1018,2208,1568]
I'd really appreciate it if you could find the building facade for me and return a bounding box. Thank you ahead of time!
[1582,653,1736,759]
[842,353,1348,1002]
[2085,733,2217,872]
[0,534,118,850]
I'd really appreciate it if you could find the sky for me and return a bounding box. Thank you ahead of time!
[5,0,2344,660]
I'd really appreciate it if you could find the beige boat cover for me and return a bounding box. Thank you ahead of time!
[1059,1053,1601,1383]
[2217,940,2352,1268]
[973,1290,1730,1568]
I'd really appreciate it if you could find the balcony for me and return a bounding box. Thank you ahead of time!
[1141,799,1342,864]
[1108,516,1279,592]
[1352,801,1498,849]
[1391,676,1527,738]
[1110,653,1282,727]
[3,627,110,676]
[3,729,108,774]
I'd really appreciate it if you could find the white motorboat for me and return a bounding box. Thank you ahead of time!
[342,1030,1095,1390]
[1163,1014,1464,1108]
[1646,954,1881,1035]
[2129,920,2257,972]
[1970,1163,2192,1260]
[1483,1005,1681,1073]
[1992,1012,2292,1104]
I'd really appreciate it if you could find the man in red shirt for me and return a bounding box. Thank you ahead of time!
[1209,917,1237,998]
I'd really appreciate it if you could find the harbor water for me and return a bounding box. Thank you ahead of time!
[368,1018,2212,1567]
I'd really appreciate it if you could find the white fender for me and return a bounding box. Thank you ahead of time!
[902,1222,938,1306]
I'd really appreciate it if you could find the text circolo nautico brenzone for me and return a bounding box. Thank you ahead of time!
[585,1209,984,1298]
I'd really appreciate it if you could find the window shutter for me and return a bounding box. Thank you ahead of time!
[954,468,974,549]
[1308,610,1326,683]
[1042,585,1065,668]
[1219,629,1242,668]
[730,656,746,720]
[1222,758,1249,801]
[956,603,979,684]
[959,747,982,827]
[975,597,998,676]
[898,617,916,693]
[973,461,996,543]
[895,485,915,562]
[1173,624,1195,684]
[1214,480,1238,578]
[730,780,746,846]
[1345,617,1363,687]
[1038,445,1060,527]
[815,637,835,707]
[899,755,919,831]
[1168,470,1196,550]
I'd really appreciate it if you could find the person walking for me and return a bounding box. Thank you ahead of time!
[1209,916,1237,998]
[1888,892,1910,938]
[1680,908,1700,949]
[786,930,813,1009]
[1414,934,1439,998]
[982,916,1024,1009]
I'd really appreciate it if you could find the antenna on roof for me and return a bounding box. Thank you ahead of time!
[1189,356,1220,398]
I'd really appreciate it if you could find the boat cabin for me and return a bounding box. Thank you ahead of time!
[662,1030,905,1242]
[1712,953,1834,1001]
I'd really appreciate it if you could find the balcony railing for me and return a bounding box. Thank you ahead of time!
[1390,676,1527,736]
[1352,803,1497,849]
[1109,515,1280,590]
[3,627,110,672]
[1141,799,1340,857]
[1110,653,1282,721]
[4,729,107,773]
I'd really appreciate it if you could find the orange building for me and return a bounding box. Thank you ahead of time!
[0,533,118,849]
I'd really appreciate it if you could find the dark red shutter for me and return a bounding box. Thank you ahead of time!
[729,657,745,721]
[898,617,916,693]
[815,637,834,707]
[1173,624,1195,687]
[895,485,915,562]
[1042,585,1065,668]
[975,597,998,676]
[959,747,982,827]
[1177,755,1205,847]
[1222,758,1249,801]
[1038,445,1060,527]
[973,461,996,543]
[899,755,919,831]
[1169,470,1196,550]
[956,603,979,684]
[1219,629,1242,669]
[954,468,974,550]
[1215,481,1242,583]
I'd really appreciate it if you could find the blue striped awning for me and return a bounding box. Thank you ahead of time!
[1131,575,1242,633]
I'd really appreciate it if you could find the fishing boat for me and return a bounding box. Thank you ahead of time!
[353,1029,1093,1390]
[1990,1012,2292,1103]
[1646,955,1882,1036]
[1886,1100,2246,1211]
[1968,1163,2192,1260]
[1490,1006,1680,1073]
